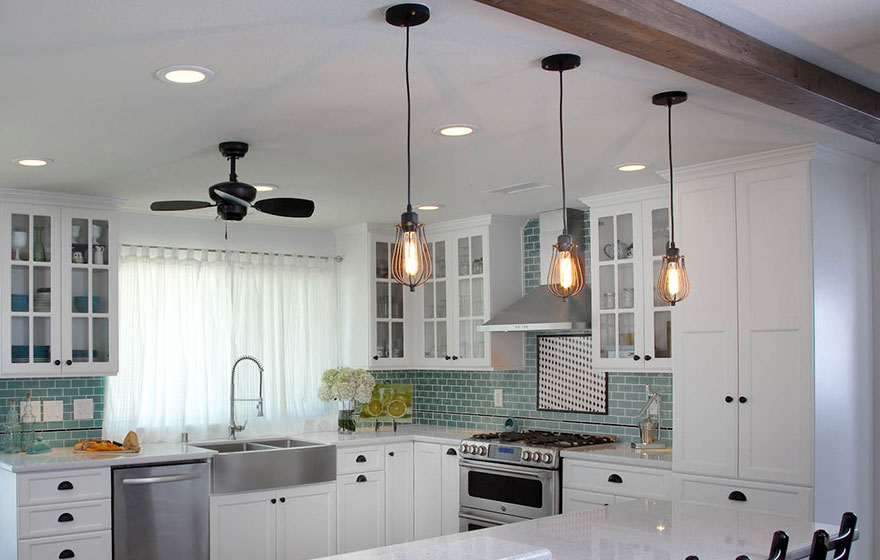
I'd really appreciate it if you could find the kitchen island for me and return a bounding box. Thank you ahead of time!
[313,498,848,560]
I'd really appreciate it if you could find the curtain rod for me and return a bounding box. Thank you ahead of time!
[120,243,343,262]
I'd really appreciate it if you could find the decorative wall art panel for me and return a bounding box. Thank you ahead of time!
[537,335,607,413]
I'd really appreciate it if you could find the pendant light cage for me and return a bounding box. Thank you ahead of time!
[653,90,690,306]
[387,3,432,291]
[542,53,585,301]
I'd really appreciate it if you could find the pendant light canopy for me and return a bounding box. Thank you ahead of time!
[542,54,585,301]
[653,91,690,305]
[387,3,433,292]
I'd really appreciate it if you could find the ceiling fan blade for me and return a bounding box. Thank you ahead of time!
[253,198,315,218]
[150,200,215,211]
[213,189,252,208]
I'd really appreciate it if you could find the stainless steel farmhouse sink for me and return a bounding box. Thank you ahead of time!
[190,438,336,494]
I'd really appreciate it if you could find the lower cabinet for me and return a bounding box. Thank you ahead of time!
[385,442,414,546]
[562,458,671,513]
[671,473,813,519]
[337,470,386,553]
[413,442,461,539]
[211,482,336,560]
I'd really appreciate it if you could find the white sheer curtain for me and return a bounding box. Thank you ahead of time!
[103,247,337,443]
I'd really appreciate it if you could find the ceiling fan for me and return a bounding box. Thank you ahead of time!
[150,141,315,222]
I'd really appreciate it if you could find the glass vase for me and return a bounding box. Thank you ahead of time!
[338,399,356,434]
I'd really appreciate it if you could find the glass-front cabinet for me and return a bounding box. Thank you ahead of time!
[371,239,408,367]
[587,193,674,372]
[0,201,117,377]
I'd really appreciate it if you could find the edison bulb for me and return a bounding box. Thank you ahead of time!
[664,261,681,296]
[657,245,689,305]
[391,211,433,290]
[558,252,574,289]
[547,234,584,300]
[403,232,419,276]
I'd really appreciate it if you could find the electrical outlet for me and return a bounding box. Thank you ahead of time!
[43,400,63,422]
[73,398,94,420]
[20,400,42,422]
[494,389,504,408]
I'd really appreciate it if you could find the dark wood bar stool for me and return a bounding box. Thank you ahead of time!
[735,530,790,560]
[808,512,857,560]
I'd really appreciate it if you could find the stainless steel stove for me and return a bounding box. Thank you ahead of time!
[458,430,615,531]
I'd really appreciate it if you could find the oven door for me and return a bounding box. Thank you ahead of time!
[459,458,559,519]
[458,507,526,532]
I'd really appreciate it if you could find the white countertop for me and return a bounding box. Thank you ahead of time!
[0,442,215,473]
[317,499,842,560]
[560,442,673,469]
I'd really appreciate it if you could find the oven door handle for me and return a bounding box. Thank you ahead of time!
[460,458,556,480]
[458,511,504,526]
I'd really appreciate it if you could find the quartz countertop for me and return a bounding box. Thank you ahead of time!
[316,499,845,560]
[0,442,215,473]
[560,442,673,469]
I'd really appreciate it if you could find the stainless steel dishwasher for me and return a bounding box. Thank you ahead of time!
[112,461,209,560]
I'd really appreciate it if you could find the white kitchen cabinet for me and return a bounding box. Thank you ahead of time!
[337,471,386,554]
[672,473,813,519]
[439,444,461,536]
[385,442,414,545]
[580,190,674,372]
[211,483,336,560]
[672,163,813,487]
[561,458,672,514]
[562,489,617,512]
[0,192,119,377]
[413,442,442,540]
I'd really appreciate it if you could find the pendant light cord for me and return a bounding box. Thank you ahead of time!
[558,70,567,233]
[667,101,675,245]
[405,23,412,213]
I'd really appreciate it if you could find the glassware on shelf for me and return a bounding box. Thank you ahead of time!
[12,230,27,261]
[21,392,37,452]
[33,227,46,262]
[3,398,21,454]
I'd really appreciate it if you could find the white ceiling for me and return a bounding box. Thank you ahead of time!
[1,0,878,229]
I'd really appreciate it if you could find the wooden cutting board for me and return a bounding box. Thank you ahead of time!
[73,448,140,455]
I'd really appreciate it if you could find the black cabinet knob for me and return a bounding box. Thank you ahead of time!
[271,498,277,504]
[739,396,748,404]
[57,513,74,523]
[54,359,61,366]
[59,550,75,559]
[644,355,652,361]
[608,474,623,484]
[356,475,367,483]
[356,455,367,463]
[65,360,73,366]
[445,355,451,360]
[388,451,395,457]
[372,355,379,360]
[725,396,734,403]
[728,490,747,502]
[446,448,457,456]
[57,481,74,491]
[633,355,641,361]
[452,355,459,360]
[279,497,285,503]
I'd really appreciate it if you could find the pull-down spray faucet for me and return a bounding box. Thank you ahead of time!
[228,355,264,440]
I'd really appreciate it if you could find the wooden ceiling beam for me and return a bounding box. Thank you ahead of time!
[475,0,880,144]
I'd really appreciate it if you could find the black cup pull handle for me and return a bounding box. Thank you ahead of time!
[725,396,734,403]
[728,490,747,502]
[632,355,641,361]
[388,451,395,457]
[356,475,367,483]
[57,481,74,491]
[356,455,367,463]
[59,551,75,559]
[739,396,748,404]
[446,448,457,456]
[57,513,74,523]
[608,474,623,484]
[65,360,73,366]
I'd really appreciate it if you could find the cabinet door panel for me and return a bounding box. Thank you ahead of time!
[450,231,489,367]
[278,483,336,560]
[418,238,452,366]
[385,442,414,545]
[673,176,738,478]
[735,163,813,485]
[413,442,442,540]
[440,445,461,536]
[562,489,614,512]
[641,199,674,370]
[211,490,277,560]
[337,472,385,553]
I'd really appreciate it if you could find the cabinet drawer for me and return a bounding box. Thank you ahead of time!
[337,446,384,475]
[677,476,812,518]
[18,499,111,539]
[18,469,111,506]
[561,489,614,513]
[19,529,111,560]
[563,461,669,499]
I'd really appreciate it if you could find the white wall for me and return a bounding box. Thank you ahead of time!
[116,211,336,256]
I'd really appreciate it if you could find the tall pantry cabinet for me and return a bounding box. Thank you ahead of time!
[670,145,874,543]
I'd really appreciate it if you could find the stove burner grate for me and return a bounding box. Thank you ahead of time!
[470,430,615,447]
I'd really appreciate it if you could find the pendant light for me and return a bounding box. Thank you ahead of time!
[387,3,432,291]
[653,91,690,305]
[542,53,585,301]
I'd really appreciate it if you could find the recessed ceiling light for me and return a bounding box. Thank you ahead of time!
[617,163,647,172]
[155,65,214,84]
[416,204,443,211]
[13,157,53,167]
[433,124,479,137]
[253,183,277,192]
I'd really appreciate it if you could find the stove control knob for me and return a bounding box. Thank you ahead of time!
[542,453,553,464]
[467,445,476,454]
[460,443,467,453]
[522,451,531,461]
[478,446,487,456]
[532,453,541,463]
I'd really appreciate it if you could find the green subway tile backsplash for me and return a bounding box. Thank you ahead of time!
[0,377,104,448]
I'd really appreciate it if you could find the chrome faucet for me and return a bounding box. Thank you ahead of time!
[229,355,264,440]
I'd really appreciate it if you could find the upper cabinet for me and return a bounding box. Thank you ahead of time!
[336,216,525,370]
[0,191,120,377]
[581,189,674,372]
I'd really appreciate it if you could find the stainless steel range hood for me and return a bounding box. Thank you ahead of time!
[479,209,591,333]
